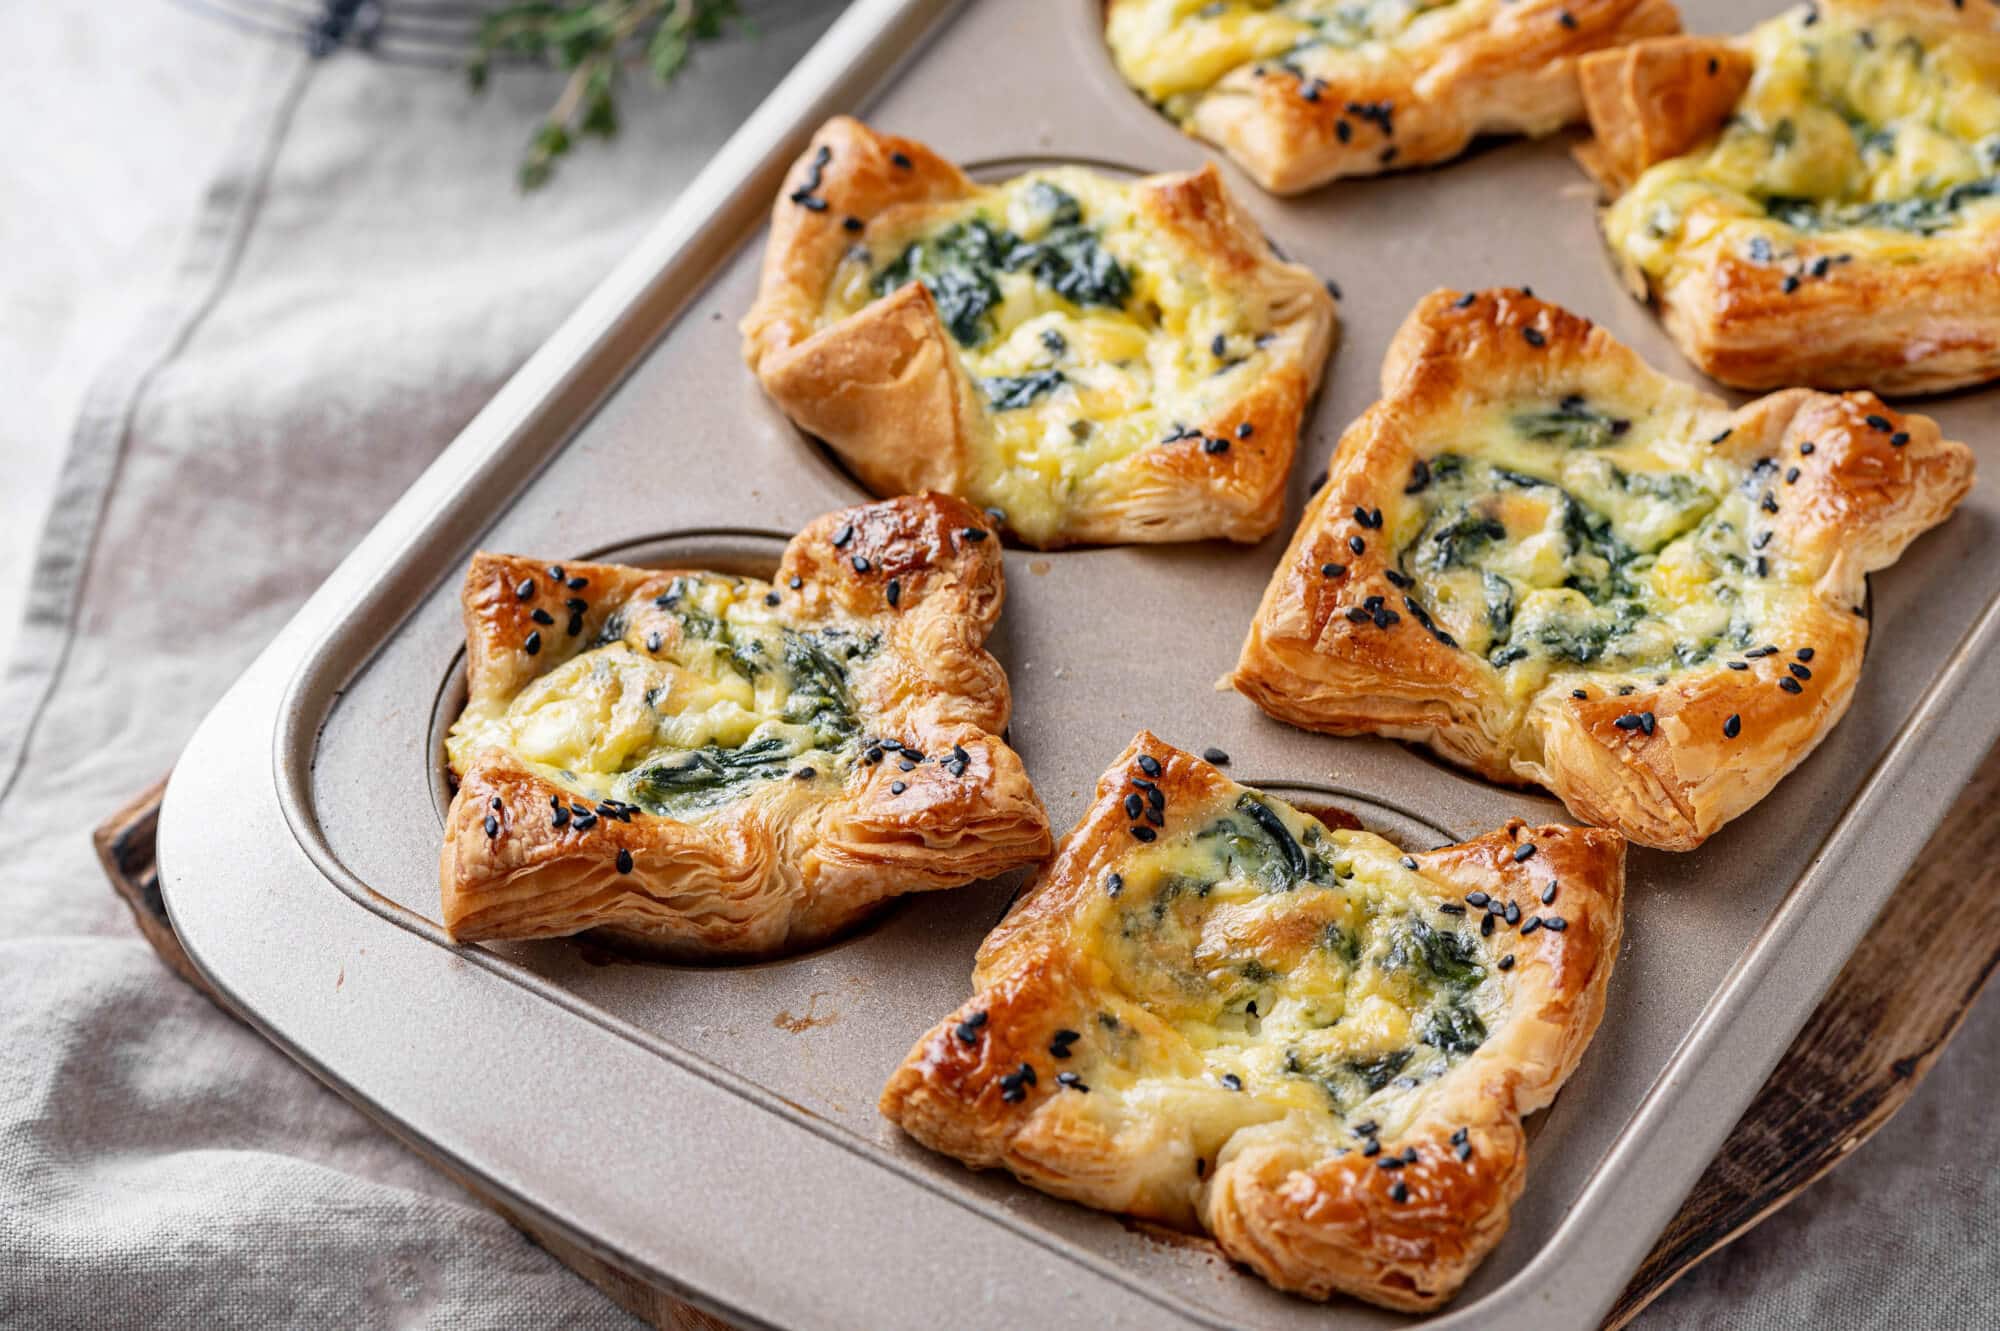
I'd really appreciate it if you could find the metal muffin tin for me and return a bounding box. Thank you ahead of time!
[157,2,2000,1326]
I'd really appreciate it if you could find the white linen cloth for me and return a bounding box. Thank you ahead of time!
[0,3,1992,1327]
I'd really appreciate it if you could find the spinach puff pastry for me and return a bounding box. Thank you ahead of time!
[441,493,1052,959]
[1104,0,1680,195]
[881,735,1625,1312]
[740,117,1337,549]
[1580,0,2000,393]
[1229,289,1974,852]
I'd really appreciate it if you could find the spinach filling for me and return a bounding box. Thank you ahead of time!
[1765,176,2000,236]
[1400,448,1737,672]
[1512,395,1632,450]
[618,577,874,817]
[870,182,1130,349]
[981,368,1067,410]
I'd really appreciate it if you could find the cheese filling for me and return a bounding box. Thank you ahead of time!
[822,168,1284,546]
[1391,390,1799,704]
[1605,7,2000,280]
[1107,0,1470,122]
[1067,788,1502,1148]
[448,573,875,818]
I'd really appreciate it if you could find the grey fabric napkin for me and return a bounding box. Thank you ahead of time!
[0,2,1992,1328]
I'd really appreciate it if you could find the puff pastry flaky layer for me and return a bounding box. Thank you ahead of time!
[1230,289,1974,852]
[1105,0,1680,195]
[1581,0,2000,394]
[441,492,1052,960]
[882,735,1625,1312]
[741,117,1337,549]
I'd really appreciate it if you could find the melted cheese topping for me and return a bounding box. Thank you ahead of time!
[1063,787,1501,1150]
[448,573,875,817]
[822,168,1285,546]
[1392,385,1807,707]
[1606,6,2000,281]
[1107,0,1472,122]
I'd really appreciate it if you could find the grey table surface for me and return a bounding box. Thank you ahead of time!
[0,2,1992,1328]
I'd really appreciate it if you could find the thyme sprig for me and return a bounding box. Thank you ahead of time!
[469,0,747,189]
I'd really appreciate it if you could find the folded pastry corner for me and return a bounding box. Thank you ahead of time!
[881,734,1624,1311]
[741,116,1336,549]
[1230,288,1973,851]
[441,491,1052,960]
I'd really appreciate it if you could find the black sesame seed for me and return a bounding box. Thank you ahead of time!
[890,781,906,794]
[1454,292,1477,308]
[794,767,816,782]
[1377,1156,1404,1171]
[566,613,583,637]
[565,597,587,613]
[483,814,499,838]
[1724,713,1742,739]
[1710,428,1733,445]
[1124,792,1144,819]
[1203,435,1230,454]
[645,632,661,654]
[1789,662,1812,680]
[1523,326,1546,347]
[1456,1139,1473,1160]
[832,523,854,548]
[1056,1072,1088,1092]
[1779,676,1803,694]
[890,151,912,169]
[1131,825,1157,843]
[1202,747,1230,766]
[1439,903,1465,916]
[531,608,554,626]
[1754,531,1773,550]
[1138,754,1162,777]
[1321,562,1346,577]
[789,576,803,589]
[1640,711,1656,735]
[764,591,780,606]
[961,526,988,543]
[1465,891,1489,907]
[515,577,536,601]
[1865,414,1893,432]
[1362,1137,1382,1157]
[1336,118,1353,142]
[1544,917,1567,932]
[1401,856,1418,871]
[1572,688,1589,699]
[842,216,863,232]
[1481,913,1495,937]
[1498,954,1515,970]
[523,630,542,656]
[616,848,633,874]
[1891,431,1909,447]
[1797,647,1815,661]
[551,805,569,829]
[886,578,902,608]
[1520,916,1542,936]
[898,759,915,772]
[1349,535,1366,555]
[1503,901,1521,926]
[1221,1073,1243,1091]
[1800,440,1815,454]
[1236,422,1253,439]
[547,565,564,580]
[1389,1182,1410,1203]
[1782,274,1801,294]
[1786,467,1800,484]
[955,1011,988,1044]
[1559,9,1576,27]
[1105,872,1123,897]
[1513,843,1536,863]
[1614,712,1646,731]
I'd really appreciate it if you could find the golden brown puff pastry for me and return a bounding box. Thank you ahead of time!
[1580,1,2000,394]
[1104,0,1681,196]
[1228,289,1974,852]
[739,117,1337,549]
[440,492,1052,960]
[881,734,1625,1312]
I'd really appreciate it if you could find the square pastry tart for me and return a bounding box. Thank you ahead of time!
[1229,289,1974,852]
[740,117,1337,549]
[1103,0,1680,195]
[881,735,1625,1312]
[1580,0,2000,393]
[441,493,1052,960]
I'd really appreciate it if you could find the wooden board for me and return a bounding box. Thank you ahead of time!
[105,744,2000,1329]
